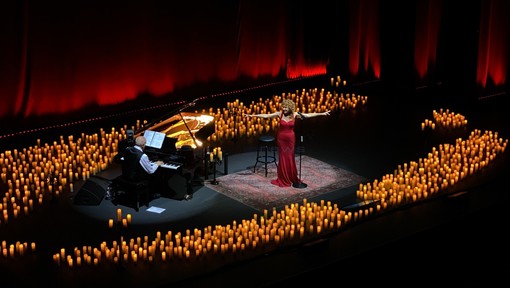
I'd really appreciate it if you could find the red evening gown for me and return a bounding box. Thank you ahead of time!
[270,115,299,187]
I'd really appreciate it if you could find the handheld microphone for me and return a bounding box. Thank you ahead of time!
[297,112,306,119]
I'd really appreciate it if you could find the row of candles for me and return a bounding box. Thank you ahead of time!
[54,199,369,267]
[203,88,367,142]
[357,129,507,205]
[421,108,468,130]
[1,240,36,258]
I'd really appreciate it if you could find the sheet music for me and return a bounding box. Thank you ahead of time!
[143,130,166,149]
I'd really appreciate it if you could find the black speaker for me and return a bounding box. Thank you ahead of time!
[73,177,109,205]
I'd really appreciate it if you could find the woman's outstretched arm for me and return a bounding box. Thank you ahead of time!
[300,110,331,118]
[244,111,281,119]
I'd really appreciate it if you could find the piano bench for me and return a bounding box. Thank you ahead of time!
[112,176,150,212]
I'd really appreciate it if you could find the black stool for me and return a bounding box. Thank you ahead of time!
[111,175,150,212]
[253,134,277,177]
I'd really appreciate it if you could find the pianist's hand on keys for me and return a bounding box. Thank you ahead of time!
[151,160,182,170]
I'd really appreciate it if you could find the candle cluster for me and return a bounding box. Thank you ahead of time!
[209,147,223,162]
[201,84,367,143]
[357,129,507,207]
[54,199,366,268]
[330,75,347,88]
[0,124,147,226]
[109,208,132,228]
[1,240,36,258]
[421,108,468,130]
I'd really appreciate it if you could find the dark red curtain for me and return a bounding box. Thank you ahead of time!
[476,0,509,88]
[0,1,333,121]
[0,0,508,131]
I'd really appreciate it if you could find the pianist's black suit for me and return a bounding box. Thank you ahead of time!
[116,145,163,206]
[112,145,154,210]
[122,146,150,182]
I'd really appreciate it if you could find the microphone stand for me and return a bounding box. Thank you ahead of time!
[293,114,307,188]
[134,98,199,135]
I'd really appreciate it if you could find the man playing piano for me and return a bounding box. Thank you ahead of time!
[122,135,164,199]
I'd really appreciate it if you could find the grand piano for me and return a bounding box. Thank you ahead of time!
[116,105,216,200]
[143,112,215,149]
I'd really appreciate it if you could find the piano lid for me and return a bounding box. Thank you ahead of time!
[139,112,215,149]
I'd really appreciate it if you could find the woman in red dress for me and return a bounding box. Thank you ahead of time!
[245,99,330,187]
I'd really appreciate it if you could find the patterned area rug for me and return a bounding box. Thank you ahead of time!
[205,155,367,211]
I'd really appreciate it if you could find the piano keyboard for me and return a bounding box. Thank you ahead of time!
[156,161,182,170]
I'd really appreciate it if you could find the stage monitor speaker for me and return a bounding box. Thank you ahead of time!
[74,177,109,205]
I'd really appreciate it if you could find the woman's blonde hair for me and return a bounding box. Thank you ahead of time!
[281,98,295,111]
